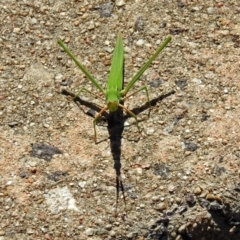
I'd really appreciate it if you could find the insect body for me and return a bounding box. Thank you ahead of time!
[58,33,171,142]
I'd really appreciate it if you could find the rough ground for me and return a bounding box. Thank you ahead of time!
[0,0,240,239]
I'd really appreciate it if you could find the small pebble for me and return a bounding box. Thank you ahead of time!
[85,228,94,236]
[168,185,175,193]
[116,0,125,7]
[78,181,87,188]
[206,193,215,201]
[126,232,138,238]
[159,185,165,191]
[207,7,215,14]
[170,231,177,238]
[155,202,166,211]
[29,17,38,24]
[194,187,202,195]
[136,39,145,46]
[220,30,229,35]
[74,20,80,26]
[176,235,183,240]
[175,197,182,204]
[27,228,35,235]
[13,28,21,33]
[105,224,112,230]
[192,78,202,84]
[124,46,131,53]
[6,181,13,186]
[88,23,95,30]
[55,73,63,81]
[100,2,114,18]
[229,226,236,234]
[134,17,144,32]
[146,128,154,135]
[8,122,18,127]
[109,230,116,236]
[185,194,196,205]
[192,7,200,11]
[152,195,161,201]
[82,13,89,19]
[178,224,186,234]
[135,167,143,175]
[193,223,198,229]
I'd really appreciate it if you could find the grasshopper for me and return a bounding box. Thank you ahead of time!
[58,33,171,142]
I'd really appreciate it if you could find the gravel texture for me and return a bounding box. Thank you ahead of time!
[0,0,240,239]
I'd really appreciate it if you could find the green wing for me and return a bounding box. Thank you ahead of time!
[107,33,124,92]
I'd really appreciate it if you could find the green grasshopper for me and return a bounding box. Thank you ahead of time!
[58,33,171,142]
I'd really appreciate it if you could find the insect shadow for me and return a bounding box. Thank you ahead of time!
[59,32,172,208]
[61,88,175,207]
